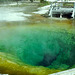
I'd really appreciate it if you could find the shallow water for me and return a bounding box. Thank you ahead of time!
[0,3,75,70]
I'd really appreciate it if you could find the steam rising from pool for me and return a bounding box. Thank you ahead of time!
[0,24,75,69]
[0,4,75,70]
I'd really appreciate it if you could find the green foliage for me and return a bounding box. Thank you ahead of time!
[38,1,50,7]
[63,3,74,8]
[0,0,21,3]
[0,0,13,3]
[71,65,75,68]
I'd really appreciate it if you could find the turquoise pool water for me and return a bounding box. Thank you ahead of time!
[0,18,75,70]
[0,4,75,70]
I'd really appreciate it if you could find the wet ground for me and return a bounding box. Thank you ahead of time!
[0,2,75,72]
[0,3,38,21]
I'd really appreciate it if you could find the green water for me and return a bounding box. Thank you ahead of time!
[0,4,75,70]
[0,18,75,70]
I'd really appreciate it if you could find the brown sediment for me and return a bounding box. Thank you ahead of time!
[0,52,60,75]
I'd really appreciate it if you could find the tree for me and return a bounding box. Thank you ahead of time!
[30,0,33,3]
[40,0,44,3]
